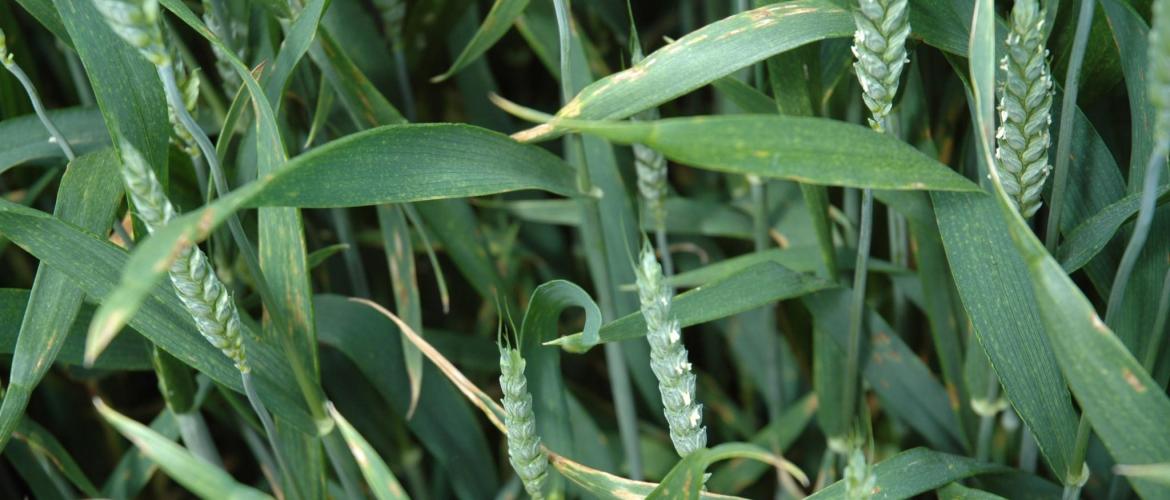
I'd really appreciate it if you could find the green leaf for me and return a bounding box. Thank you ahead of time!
[84,123,581,361]
[432,0,530,82]
[808,448,1009,499]
[376,205,424,417]
[0,199,319,433]
[0,289,151,370]
[94,399,273,500]
[1099,0,1155,192]
[934,192,1079,477]
[0,149,124,452]
[254,3,332,487]
[510,114,979,192]
[552,262,833,351]
[518,280,603,492]
[0,108,107,173]
[937,482,1008,499]
[514,0,854,140]
[549,452,743,500]
[5,437,72,500]
[707,394,817,493]
[52,0,169,171]
[1057,186,1170,274]
[314,295,498,498]
[804,288,967,453]
[648,443,805,500]
[250,124,579,208]
[326,404,409,500]
[101,409,178,498]
[1005,198,1170,497]
[12,0,72,47]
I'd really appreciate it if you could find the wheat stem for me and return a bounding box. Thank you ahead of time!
[0,31,76,162]
[846,0,909,429]
[1044,0,1094,251]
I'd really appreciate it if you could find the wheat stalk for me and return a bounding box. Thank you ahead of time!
[635,241,706,457]
[499,342,549,500]
[845,0,909,440]
[0,26,76,162]
[995,0,1053,219]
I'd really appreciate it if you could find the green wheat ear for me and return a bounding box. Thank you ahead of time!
[995,0,1053,219]
[201,0,246,96]
[843,443,876,500]
[118,142,248,373]
[635,240,706,457]
[167,45,201,159]
[93,0,171,67]
[498,335,548,499]
[851,0,911,132]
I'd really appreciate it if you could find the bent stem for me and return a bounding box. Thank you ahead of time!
[158,64,275,314]
[2,62,76,161]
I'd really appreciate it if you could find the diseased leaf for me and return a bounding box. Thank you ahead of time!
[510,114,979,192]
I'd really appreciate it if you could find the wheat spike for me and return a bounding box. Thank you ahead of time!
[995,0,1053,219]
[636,241,706,456]
[93,0,170,67]
[499,345,548,500]
[118,144,248,373]
[167,49,201,159]
[844,444,876,500]
[201,0,246,96]
[852,0,910,132]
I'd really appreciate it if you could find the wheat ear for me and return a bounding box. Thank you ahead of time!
[843,444,876,500]
[852,0,910,132]
[995,0,1054,219]
[499,342,549,500]
[635,241,706,457]
[201,0,246,97]
[118,143,248,373]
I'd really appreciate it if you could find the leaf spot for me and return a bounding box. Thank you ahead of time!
[1090,313,1108,334]
[1122,368,1147,393]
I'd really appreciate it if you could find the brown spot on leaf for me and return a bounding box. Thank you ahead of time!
[1122,368,1147,393]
